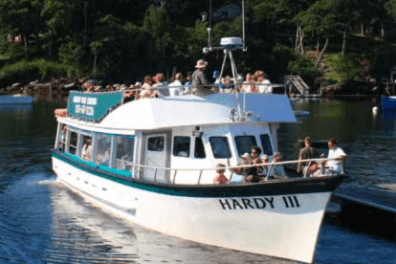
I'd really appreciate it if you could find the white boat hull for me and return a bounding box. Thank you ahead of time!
[52,154,341,263]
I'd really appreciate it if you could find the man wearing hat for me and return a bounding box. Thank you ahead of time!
[192,59,217,96]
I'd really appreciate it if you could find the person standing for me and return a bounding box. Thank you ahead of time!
[325,138,347,174]
[192,59,217,96]
[297,136,318,174]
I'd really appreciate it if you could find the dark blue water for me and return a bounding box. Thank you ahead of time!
[0,98,395,264]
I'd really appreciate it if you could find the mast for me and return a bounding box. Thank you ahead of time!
[202,1,248,120]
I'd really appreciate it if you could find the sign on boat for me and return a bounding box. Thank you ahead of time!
[51,37,345,264]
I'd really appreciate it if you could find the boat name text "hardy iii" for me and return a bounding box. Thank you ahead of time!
[218,196,300,210]
[73,96,98,116]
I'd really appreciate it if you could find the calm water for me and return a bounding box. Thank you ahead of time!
[0,97,395,264]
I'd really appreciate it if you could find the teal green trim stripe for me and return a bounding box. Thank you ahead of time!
[52,150,344,198]
[53,151,188,196]
[63,152,132,177]
[98,165,131,177]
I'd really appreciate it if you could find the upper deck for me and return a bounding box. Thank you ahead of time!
[59,92,296,133]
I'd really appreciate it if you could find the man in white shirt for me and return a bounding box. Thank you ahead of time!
[326,137,347,174]
[169,73,184,96]
[255,70,272,94]
[154,73,170,97]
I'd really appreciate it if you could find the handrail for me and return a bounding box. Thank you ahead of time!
[99,83,285,96]
[130,157,338,172]
[128,157,343,184]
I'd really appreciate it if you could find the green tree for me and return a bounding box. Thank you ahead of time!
[41,0,80,57]
[293,0,338,65]
[143,5,172,63]
[188,20,207,61]
[0,0,44,58]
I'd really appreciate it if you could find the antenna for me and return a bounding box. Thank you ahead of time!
[242,0,247,52]
[207,0,212,48]
[201,1,248,118]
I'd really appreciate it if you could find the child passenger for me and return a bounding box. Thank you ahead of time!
[214,163,229,184]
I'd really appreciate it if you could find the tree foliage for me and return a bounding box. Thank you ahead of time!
[0,0,395,84]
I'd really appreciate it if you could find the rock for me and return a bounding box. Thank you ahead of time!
[78,77,89,84]
[12,82,21,88]
[28,80,39,86]
[64,83,76,89]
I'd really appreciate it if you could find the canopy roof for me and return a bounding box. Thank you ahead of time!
[60,93,296,132]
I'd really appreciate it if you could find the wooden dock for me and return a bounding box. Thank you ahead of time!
[327,184,396,241]
[334,184,396,214]
[332,184,396,238]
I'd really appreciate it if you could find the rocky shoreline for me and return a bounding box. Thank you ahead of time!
[1,77,394,98]
[0,77,87,98]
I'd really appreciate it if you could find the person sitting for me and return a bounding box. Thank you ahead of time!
[180,71,193,95]
[228,153,259,183]
[255,70,272,94]
[297,136,319,174]
[303,161,322,177]
[260,154,270,178]
[169,73,184,97]
[155,72,170,97]
[81,138,92,161]
[140,76,153,99]
[219,76,235,94]
[250,146,262,172]
[268,152,287,179]
[213,163,229,184]
[123,85,135,103]
[96,151,110,166]
[324,137,347,174]
[241,73,258,93]
[213,70,221,85]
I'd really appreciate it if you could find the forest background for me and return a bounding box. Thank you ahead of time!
[2,0,396,92]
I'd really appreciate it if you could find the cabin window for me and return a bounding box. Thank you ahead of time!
[209,137,232,159]
[148,136,164,151]
[194,137,206,158]
[235,136,258,156]
[260,134,273,155]
[93,134,111,165]
[115,136,134,170]
[173,136,190,157]
[68,131,78,155]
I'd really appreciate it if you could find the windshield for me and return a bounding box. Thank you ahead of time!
[209,137,232,159]
[235,136,258,156]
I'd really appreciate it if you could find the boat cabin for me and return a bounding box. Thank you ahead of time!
[54,91,296,184]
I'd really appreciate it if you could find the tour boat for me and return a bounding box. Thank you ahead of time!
[51,37,344,264]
